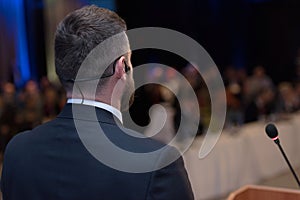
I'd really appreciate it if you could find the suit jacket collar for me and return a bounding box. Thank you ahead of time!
[66,99,123,123]
[57,103,122,126]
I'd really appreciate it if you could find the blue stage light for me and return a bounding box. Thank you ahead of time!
[0,0,31,87]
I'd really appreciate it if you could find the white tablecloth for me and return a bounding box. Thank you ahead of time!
[183,113,300,200]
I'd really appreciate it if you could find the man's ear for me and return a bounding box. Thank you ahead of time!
[115,56,126,79]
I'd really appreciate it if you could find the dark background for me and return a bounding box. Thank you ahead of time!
[2,0,300,85]
[117,0,300,84]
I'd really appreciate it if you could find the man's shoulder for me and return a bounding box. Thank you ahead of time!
[4,119,60,154]
[7,130,31,146]
[3,130,32,161]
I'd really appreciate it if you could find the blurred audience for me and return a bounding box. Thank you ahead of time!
[2,63,300,159]
[225,64,300,126]
[0,78,65,158]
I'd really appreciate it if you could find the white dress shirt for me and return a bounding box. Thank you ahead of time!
[67,99,123,124]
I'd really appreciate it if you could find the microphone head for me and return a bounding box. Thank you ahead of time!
[265,123,279,140]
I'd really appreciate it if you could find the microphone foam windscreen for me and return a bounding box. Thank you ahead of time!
[265,123,278,139]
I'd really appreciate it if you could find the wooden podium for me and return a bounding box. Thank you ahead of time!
[227,185,300,200]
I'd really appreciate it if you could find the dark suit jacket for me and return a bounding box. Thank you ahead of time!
[1,104,194,200]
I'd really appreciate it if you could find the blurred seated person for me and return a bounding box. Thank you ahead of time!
[17,80,43,130]
[144,84,176,144]
[278,82,299,113]
[244,65,273,104]
[244,87,275,123]
[0,82,17,154]
[225,83,244,127]
[174,64,205,138]
[42,85,61,123]
[295,80,300,107]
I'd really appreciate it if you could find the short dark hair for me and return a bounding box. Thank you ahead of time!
[55,5,127,90]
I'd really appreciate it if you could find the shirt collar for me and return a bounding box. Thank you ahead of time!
[67,99,123,124]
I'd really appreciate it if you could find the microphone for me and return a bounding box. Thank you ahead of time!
[265,123,300,188]
[265,123,279,144]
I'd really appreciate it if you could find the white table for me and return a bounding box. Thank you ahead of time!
[183,113,300,200]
